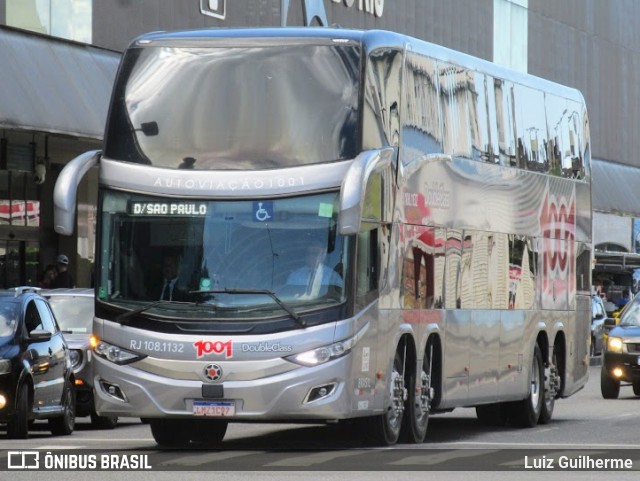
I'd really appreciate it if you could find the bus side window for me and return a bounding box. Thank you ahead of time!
[356,228,379,310]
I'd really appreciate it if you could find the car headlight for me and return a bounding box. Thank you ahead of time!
[94,340,145,365]
[607,336,624,353]
[69,349,83,369]
[286,337,355,367]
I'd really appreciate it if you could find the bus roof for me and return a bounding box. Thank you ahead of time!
[130,27,584,104]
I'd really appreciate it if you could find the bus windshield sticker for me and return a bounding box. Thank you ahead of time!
[128,201,207,216]
[318,202,333,218]
[253,201,273,222]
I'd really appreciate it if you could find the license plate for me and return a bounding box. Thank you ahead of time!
[193,400,235,417]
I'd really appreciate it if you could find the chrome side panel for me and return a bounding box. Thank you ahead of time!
[397,155,590,243]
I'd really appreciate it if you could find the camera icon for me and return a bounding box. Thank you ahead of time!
[7,451,40,469]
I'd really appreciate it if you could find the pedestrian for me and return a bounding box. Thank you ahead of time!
[617,289,631,310]
[38,264,58,288]
[51,254,75,288]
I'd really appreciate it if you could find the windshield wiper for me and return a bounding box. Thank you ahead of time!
[191,288,306,327]
[114,300,173,324]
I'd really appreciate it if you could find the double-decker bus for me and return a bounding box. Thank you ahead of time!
[54,27,592,447]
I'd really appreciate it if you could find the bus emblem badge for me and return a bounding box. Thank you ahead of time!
[204,363,223,382]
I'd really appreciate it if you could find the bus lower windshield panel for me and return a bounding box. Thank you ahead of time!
[98,190,348,320]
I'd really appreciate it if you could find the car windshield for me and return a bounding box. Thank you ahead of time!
[47,296,94,333]
[0,303,18,338]
[618,296,640,327]
[98,190,349,320]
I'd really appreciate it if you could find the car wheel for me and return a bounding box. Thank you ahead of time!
[7,383,31,439]
[600,367,620,399]
[632,381,640,396]
[91,412,118,430]
[49,379,75,435]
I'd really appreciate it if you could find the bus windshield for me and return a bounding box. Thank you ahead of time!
[97,190,348,319]
[104,41,361,169]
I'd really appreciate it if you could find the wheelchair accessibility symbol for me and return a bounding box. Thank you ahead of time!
[253,201,273,222]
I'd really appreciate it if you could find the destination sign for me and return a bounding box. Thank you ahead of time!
[129,201,208,216]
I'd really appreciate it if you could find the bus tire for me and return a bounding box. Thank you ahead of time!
[600,368,620,399]
[190,419,228,446]
[513,344,544,427]
[362,350,405,446]
[400,348,431,443]
[150,418,227,447]
[150,419,191,447]
[538,348,558,425]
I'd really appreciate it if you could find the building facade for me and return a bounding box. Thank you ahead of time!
[0,0,638,293]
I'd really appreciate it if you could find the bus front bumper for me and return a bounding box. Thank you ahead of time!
[92,353,371,421]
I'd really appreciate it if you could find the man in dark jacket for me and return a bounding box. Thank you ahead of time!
[51,254,75,288]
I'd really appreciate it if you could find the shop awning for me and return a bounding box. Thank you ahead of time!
[592,159,640,217]
[0,26,120,139]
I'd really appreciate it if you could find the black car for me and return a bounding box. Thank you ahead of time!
[601,293,640,399]
[591,295,609,356]
[0,287,75,438]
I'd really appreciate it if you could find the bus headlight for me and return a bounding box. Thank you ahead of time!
[607,336,624,353]
[287,337,354,367]
[94,341,145,365]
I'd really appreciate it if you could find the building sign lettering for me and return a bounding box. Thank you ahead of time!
[200,0,226,20]
[332,0,384,17]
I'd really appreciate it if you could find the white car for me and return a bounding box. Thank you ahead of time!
[43,288,118,429]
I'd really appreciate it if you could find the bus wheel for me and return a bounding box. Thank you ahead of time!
[513,344,544,427]
[364,350,405,446]
[539,349,559,424]
[401,347,431,443]
[190,419,228,446]
[150,418,227,447]
[150,419,192,447]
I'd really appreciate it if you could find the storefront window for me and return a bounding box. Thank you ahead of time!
[0,172,40,227]
[6,0,92,44]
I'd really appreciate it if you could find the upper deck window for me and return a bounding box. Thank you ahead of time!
[104,41,361,169]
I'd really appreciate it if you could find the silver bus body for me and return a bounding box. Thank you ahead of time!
[55,27,591,446]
